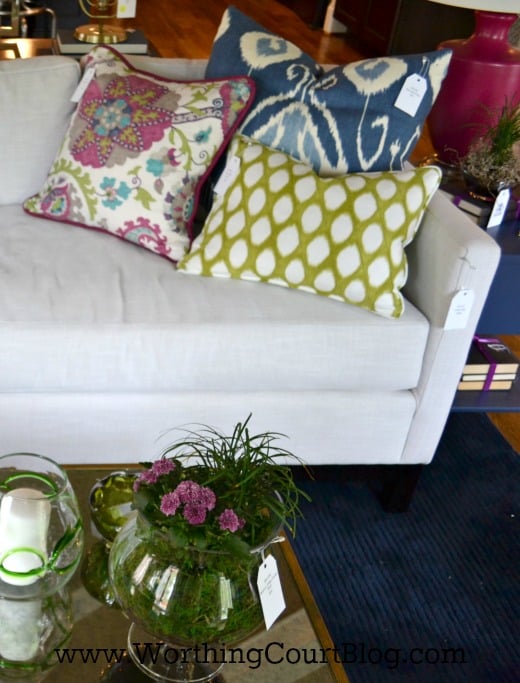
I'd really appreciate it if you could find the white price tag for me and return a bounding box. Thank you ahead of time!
[117,0,136,18]
[71,67,95,103]
[394,74,427,117]
[486,188,511,228]
[444,289,475,330]
[257,553,286,630]
[214,156,241,197]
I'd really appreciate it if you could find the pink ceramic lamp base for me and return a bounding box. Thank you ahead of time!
[428,11,520,163]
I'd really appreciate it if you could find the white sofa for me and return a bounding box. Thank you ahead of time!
[0,55,501,509]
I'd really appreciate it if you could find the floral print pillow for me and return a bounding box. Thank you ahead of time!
[24,46,255,262]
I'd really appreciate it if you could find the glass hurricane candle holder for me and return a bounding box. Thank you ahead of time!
[0,453,84,599]
[0,453,83,679]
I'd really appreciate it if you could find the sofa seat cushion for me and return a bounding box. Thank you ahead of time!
[0,207,429,394]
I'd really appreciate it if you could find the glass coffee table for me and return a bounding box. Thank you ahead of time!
[54,468,349,683]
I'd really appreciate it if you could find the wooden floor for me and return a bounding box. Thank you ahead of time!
[488,336,520,453]
[130,0,363,64]
[127,0,520,453]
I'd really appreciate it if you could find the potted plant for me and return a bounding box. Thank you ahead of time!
[108,416,309,682]
[461,99,520,201]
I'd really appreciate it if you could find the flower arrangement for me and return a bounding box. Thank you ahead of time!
[131,416,309,557]
[108,417,310,648]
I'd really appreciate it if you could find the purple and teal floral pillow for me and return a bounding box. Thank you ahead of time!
[24,46,255,262]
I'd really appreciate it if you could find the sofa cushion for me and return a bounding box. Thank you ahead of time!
[23,46,255,263]
[205,6,452,175]
[0,56,80,205]
[0,205,429,394]
[178,135,442,318]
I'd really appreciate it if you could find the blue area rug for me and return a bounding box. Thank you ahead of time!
[291,413,518,683]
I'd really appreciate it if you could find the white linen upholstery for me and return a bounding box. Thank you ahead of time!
[0,392,416,466]
[0,391,415,464]
[0,55,501,477]
[0,206,428,394]
[0,56,80,204]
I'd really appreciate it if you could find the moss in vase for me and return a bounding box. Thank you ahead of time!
[111,514,265,645]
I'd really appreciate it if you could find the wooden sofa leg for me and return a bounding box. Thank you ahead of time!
[377,465,425,513]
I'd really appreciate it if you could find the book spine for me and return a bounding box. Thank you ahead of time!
[458,380,513,391]
[461,373,517,382]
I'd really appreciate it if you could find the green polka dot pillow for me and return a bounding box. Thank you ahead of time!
[178,136,441,318]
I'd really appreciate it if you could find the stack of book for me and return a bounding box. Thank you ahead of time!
[440,178,519,228]
[459,337,519,391]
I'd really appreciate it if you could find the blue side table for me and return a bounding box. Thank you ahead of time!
[452,217,520,413]
[477,218,520,335]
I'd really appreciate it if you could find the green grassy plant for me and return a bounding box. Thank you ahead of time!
[463,100,520,191]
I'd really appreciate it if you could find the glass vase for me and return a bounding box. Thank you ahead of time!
[109,512,272,682]
[0,453,84,598]
[0,453,83,679]
[81,470,136,607]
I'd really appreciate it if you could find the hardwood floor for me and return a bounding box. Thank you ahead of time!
[126,0,520,453]
[488,336,520,453]
[127,0,364,63]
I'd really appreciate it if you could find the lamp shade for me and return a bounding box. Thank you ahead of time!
[427,5,520,162]
[426,0,520,11]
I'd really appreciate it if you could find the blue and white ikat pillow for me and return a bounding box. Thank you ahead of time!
[206,6,452,176]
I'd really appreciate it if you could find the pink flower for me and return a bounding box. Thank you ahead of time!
[183,504,207,525]
[151,458,176,477]
[175,481,216,510]
[218,509,245,533]
[133,468,159,491]
[158,480,217,525]
[160,491,181,516]
[174,480,200,504]
[199,486,217,511]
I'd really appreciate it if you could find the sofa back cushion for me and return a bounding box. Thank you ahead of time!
[0,56,81,205]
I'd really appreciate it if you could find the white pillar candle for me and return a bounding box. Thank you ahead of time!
[0,599,41,661]
[0,487,51,586]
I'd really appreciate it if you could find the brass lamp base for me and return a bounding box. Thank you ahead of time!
[73,23,127,44]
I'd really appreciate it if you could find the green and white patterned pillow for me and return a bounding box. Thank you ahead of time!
[23,46,255,263]
[178,135,441,318]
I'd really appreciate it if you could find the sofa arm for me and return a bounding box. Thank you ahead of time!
[404,189,501,329]
[400,189,501,465]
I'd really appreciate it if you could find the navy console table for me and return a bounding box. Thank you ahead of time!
[476,218,520,335]
[452,216,520,413]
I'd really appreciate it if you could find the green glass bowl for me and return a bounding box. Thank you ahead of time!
[89,471,136,542]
